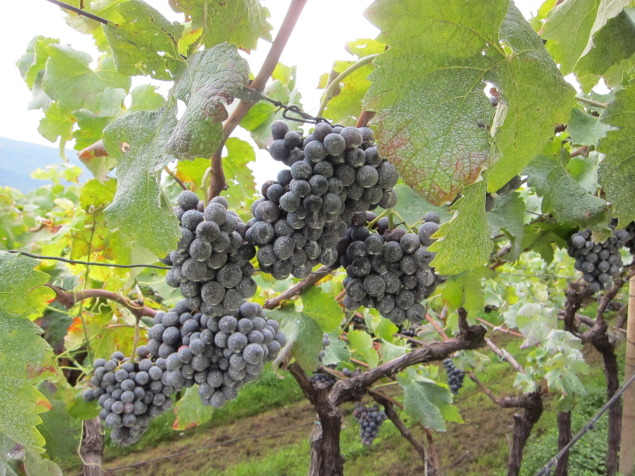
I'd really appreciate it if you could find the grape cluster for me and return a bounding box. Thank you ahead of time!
[339,213,443,325]
[568,227,632,293]
[245,120,399,279]
[82,351,173,446]
[140,300,286,408]
[353,404,387,445]
[164,191,257,316]
[310,372,336,390]
[443,358,465,395]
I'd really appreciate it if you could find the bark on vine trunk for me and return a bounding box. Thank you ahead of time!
[556,411,572,476]
[506,392,543,476]
[588,328,621,475]
[309,391,345,476]
[80,418,104,476]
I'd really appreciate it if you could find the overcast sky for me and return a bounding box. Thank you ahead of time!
[0,0,543,185]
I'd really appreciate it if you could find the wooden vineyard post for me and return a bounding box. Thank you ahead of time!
[620,276,635,475]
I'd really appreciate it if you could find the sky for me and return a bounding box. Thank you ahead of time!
[0,0,543,180]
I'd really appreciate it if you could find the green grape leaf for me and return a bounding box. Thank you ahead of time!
[298,287,342,333]
[597,82,635,226]
[374,318,399,342]
[175,0,272,51]
[172,387,214,430]
[379,339,409,362]
[525,153,609,226]
[567,108,611,146]
[37,396,80,463]
[521,222,571,263]
[103,0,185,80]
[0,254,55,452]
[102,104,180,256]
[0,253,54,316]
[37,103,73,144]
[318,39,385,126]
[440,267,495,315]
[322,334,350,367]
[575,8,635,87]
[24,451,62,476]
[580,0,632,58]
[222,138,257,216]
[128,84,166,112]
[542,0,602,75]
[267,309,323,372]
[17,36,60,90]
[397,369,462,432]
[347,329,379,368]
[42,46,130,114]
[364,1,574,204]
[79,178,117,211]
[505,302,557,348]
[167,44,250,160]
[429,181,493,275]
[393,184,451,225]
[487,192,526,260]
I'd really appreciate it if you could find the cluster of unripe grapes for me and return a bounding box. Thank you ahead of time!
[165,192,257,315]
[443,358,465,395]
[353,404,387,445]
[244,120,399,279]
[568,226,632,293]
[339,212,444,325]
[83,351,173,446]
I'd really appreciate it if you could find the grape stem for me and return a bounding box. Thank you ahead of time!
[163,166,187,191]
[575,95,608,109]
[263,266,331,309]
[317,54,380,117]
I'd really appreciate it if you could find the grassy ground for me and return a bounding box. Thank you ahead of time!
[63,334,620,476]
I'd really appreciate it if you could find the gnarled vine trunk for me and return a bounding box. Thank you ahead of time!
[556,411,572,476]
[80,417,104,476]
[505,392,543,476]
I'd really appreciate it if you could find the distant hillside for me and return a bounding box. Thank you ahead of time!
[0,137,89,192]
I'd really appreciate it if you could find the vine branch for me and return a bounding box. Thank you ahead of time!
[47,284,158,319]
[208,0,308,200]
[263,266,332,310]
[369,389,427,463]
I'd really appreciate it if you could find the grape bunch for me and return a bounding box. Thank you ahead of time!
[82,351,173,446]
[339,213,443,325]
[164,191,257,316]
[568,226,632,293]
[141,300,286,408]
[245,120,399,279]
[443,358,465,395]
[353,404,387,445]
[310,372,336,390]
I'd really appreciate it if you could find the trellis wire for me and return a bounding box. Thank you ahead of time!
[534,371,635,475]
